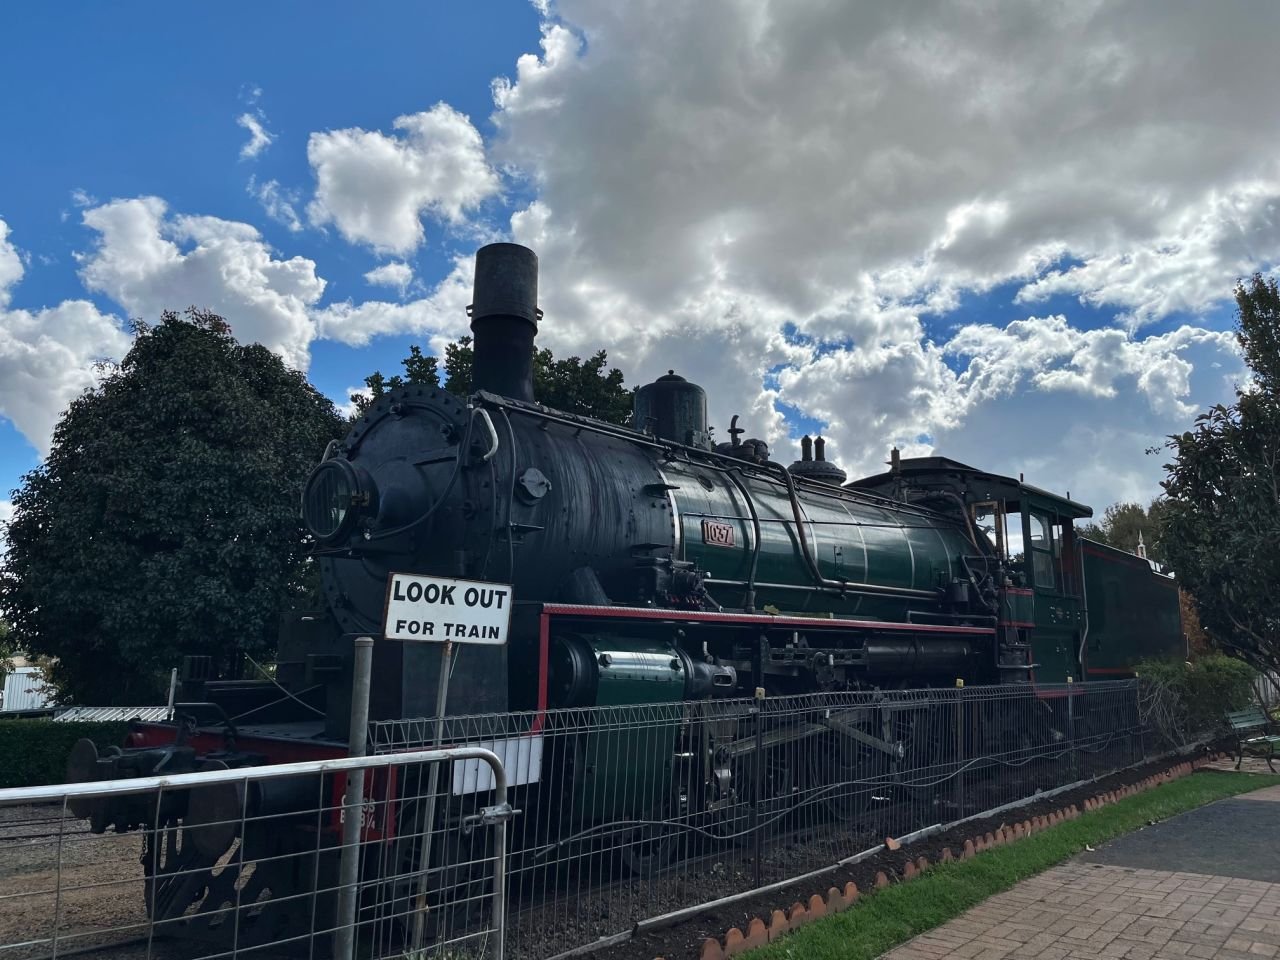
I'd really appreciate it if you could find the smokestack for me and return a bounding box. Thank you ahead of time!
[814,437,827,461]
[468,243,541,402]
[800,435,813,462]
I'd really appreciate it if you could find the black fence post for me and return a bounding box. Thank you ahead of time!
[751,634,767,890]
[1134,676,1144,765]
[751,690,765,889]
[1067,676,1078,781]
[954,678,965,817]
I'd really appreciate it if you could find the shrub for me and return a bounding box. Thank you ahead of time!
[1138,653,1257,746]
[0,719,130,788]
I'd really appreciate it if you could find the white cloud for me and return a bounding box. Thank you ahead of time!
[306,103,500,255]
[471,0,1280,509]
[363,261,413,297]
[315,252,473,347]
[772,315,1243,508]
[335,386,371,420]
[947,317,1239,419]
[0,220,130,455]
[248,176,303,232]
[77,197,325,370]
[237,112,275,160]
[1015,183,1280,327]
[0,222,23,298]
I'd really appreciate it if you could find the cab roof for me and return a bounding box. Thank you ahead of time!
[848,456,1094,521]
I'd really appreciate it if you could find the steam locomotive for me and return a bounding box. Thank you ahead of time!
[66,243,1183,944]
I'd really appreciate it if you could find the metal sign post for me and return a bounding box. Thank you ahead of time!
[379,572,514,952]
[335,636,374,960]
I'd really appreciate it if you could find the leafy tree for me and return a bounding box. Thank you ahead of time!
[1160,274,1280,675]
[0,620,14,680]
[353,338,633,425]
[1077,500,1168,564]
[0,309,346,704]
[1180,589,1214,658]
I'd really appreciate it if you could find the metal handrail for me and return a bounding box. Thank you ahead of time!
[0,744,506,803]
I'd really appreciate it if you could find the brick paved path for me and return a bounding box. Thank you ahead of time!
[884,783,1280,960]
[884,862,1280,959]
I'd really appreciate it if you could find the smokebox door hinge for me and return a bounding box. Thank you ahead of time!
[643,482,681,496]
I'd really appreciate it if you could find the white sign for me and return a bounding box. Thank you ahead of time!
[383,573,513,644]
[452,735,543,795]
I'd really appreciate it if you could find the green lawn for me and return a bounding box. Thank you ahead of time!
[748,770,1273,960]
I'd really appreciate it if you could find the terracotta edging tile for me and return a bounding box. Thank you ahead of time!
[693,758,1195,957]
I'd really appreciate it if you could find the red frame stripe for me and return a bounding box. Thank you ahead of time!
[537,602,996,635]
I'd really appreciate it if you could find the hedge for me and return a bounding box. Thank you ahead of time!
[0,719,130,788]
[1137,653,1257,747]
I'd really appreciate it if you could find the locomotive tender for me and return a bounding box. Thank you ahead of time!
[67,242,1184,939]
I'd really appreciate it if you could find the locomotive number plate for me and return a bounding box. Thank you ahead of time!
[701,519,736,547]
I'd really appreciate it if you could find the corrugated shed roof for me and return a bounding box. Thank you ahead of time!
[52,706,172,723]
[2,667,55,712]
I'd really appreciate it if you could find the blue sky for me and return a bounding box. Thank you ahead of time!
[2,1,1276,520]
[0,0,541,491]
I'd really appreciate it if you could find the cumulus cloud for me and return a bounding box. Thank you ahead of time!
[1015,183,1280,327]
[77,197,325,370]
[306,103,500,255]
[0,220,130,455]
[471,0,1279,508]
[772,314,1243,506]
[335,386,371,420]
[237,112,275,160]
[949,318,1238,419]
[316,252,473,346]
[0,223,22,296]
[364,261,413,297]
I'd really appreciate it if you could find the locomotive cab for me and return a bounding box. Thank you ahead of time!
[850,457,1093,684]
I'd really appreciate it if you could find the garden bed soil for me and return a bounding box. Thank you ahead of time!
[587,746,1226,960]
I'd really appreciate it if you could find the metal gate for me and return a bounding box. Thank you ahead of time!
[0,746,512,960]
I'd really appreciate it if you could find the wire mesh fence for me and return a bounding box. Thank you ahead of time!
[370,679,1151,960]
[0,747,511,960]
[0,681,1183,960]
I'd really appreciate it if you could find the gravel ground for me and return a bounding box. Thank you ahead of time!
[497,757,1104,959]
[588,751,1227,960]
[0,803,149,958]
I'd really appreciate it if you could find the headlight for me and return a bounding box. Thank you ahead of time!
[302,459,362,542]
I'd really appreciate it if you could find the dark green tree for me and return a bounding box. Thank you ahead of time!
[1160,274,1280,674]
[0,620,13,680]
[0,309,346,704]
[1076,500,1168,564]
[353,337,633,424]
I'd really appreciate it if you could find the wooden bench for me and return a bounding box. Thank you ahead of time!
[1227,706,1280,772]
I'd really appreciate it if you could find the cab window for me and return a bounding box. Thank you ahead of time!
[972,502,1003,554]
[1029,513,1058,590]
